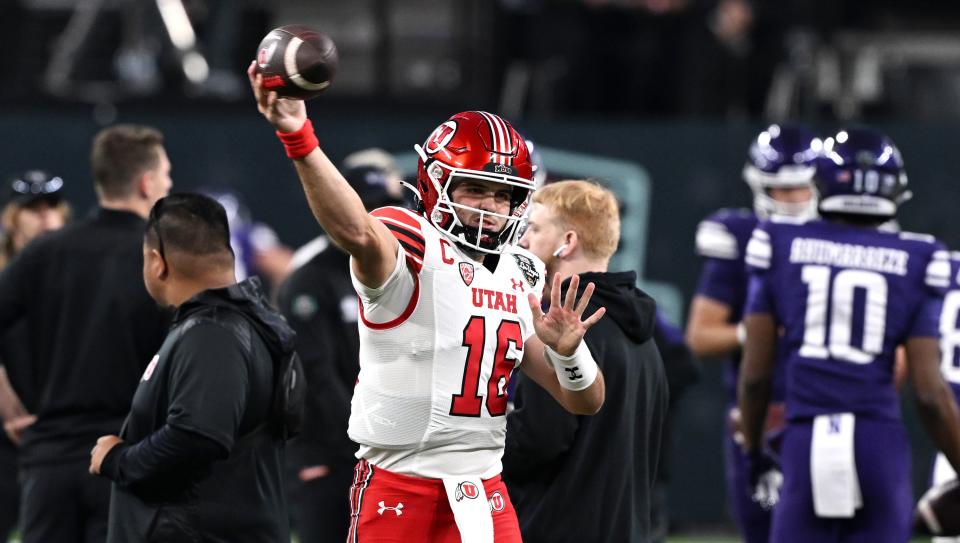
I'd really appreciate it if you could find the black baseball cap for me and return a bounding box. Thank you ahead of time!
[342,165,403,210]
[7,170,64,206]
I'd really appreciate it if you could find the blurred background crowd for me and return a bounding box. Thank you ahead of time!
[4,0,960,539]
[5,0,960,119]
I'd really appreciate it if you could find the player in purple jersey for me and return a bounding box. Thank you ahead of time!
[686,123,819,543]
[739,127,960,543]
[926,253,960,543]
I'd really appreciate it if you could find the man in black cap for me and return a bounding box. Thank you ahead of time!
[0,170,72,541]
[0,171,71,268]
[277,161,403,543]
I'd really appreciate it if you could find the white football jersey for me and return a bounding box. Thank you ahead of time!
[347,206,545,479]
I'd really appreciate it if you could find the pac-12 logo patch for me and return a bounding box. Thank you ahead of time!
[459,262,475,286]
[512,253,540,288]
[141,354,159,381]
[488,491,505,512]
[455,481,480,502]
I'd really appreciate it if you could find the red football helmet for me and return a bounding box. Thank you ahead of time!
[414,111,534,254]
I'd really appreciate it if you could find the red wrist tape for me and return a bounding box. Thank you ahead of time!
[276,119,319,160]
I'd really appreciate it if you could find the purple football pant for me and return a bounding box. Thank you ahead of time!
[771,418,912,543]
[725,434,772,543]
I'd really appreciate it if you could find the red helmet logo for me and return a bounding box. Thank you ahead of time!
[424,121,458,155]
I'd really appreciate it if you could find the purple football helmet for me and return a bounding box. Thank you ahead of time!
[815,127,911,219]
[742,123,820,219]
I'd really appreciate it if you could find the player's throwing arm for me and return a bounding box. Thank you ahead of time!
[247,62,398,287]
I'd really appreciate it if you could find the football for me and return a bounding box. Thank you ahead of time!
[255,25,338,100]
[915,478,960,536]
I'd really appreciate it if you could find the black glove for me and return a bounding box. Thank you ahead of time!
[742,448,782,510]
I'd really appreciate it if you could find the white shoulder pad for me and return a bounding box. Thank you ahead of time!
[695,220,739,260]
[744,228,771,270]
[926,250,951,289]
[900,231,937,244]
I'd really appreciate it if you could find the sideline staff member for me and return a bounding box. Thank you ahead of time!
[504,180,669,542]
[0,125,171,543]
[0,170,72,541]
[91,193,293,542]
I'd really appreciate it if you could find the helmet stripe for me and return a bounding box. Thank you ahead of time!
[489,112,517,166]
[496,115,516,155]
[491,113,512,159]
[479,111,507,165]
[476,111,499,163]
[491,113,509,159]
[487,111,506,164]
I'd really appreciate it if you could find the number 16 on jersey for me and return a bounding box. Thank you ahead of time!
[450,317,523,417]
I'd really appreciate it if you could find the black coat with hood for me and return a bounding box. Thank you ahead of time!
[503,271,669,543]
[102,278,293,543]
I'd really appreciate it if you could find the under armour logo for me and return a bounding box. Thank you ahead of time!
[510,278,524,292]
[564,366,583,381]
[377,501,404,516]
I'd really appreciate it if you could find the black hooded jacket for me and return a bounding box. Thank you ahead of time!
[102,277,293,543]
[504,271,669,543]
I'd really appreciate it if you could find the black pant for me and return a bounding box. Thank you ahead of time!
[0,443,18,540]
[20,459,110,543]
[289,457,355,543]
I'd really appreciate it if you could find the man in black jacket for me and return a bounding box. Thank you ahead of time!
[504,180,669,542]
[90,193,293,542]
[0,125,171,543]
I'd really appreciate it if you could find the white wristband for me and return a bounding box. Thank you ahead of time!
[736,322,747,345]
[543,342,599,392]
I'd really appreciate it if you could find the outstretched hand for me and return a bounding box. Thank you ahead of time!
[528,274,606,356]
[247,61,307,133]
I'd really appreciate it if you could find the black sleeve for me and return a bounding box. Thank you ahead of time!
[503,371,580,482]
[298,334,356,440]
[653,323,701,407]
[165,322,251,450]
[100,424,226,488]
[279,278,356,449]
[0,242,38,334]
